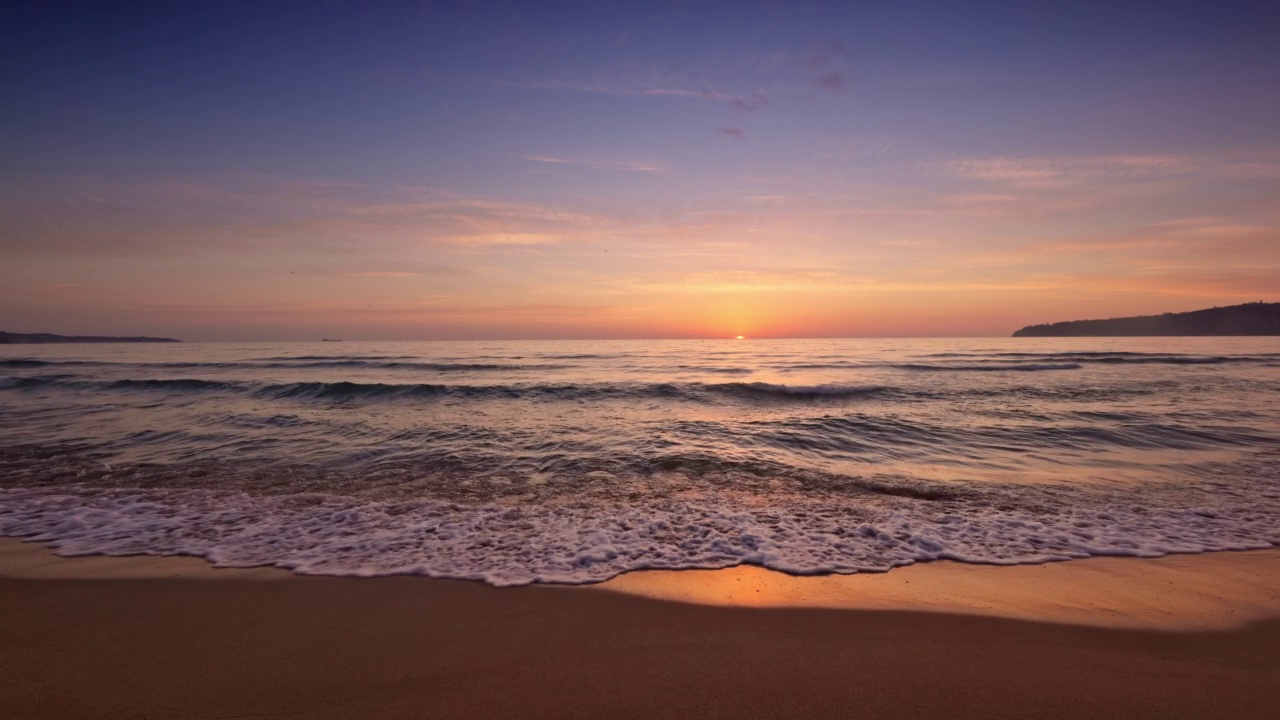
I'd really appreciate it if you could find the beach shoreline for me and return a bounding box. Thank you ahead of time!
[5,538,1280,629]
[3,538,1278,719]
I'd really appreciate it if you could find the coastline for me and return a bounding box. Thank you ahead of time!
[3,539,1278,719]
[6,539,1280,630]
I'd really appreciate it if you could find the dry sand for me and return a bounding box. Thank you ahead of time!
[2,538,1278,719]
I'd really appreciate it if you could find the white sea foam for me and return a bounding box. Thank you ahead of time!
[3,473,1277,586]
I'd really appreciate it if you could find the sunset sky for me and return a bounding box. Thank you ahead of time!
[2,1,1278,340]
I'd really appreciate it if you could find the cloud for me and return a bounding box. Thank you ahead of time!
[440,232,565,246]
[716,127,746,140]
[343,272,421,278]
[730,92,769,111]
[0,175,607,257]
[519,154,665,173]
[946,155,1188,184]
[495,77,725,101]
[936,193,1021,216]
[798,40,847,71]
[830,137,896,161]
[495,74,769,112]
[634,269,846,294]
[796,40,851,91]
[814,71,846,90]
[1147,217,1274,238]
[937,153,1280,189]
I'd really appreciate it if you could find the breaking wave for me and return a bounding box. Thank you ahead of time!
[3,463,1277,585]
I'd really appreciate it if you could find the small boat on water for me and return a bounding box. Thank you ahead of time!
[321,338,343,342]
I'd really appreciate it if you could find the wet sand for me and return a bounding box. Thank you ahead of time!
[601,550,1280,630]
[2,539,1279,719]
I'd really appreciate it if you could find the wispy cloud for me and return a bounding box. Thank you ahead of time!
[717,127,746,140]
[493,74,769,113]
[937,153,1280,188]
[440,232,566,246]
[501,77,724,100]
[814,71,846,90]
[829,137,897,161]
[796,39,851,91]
[343,271,421,278]
[944,154,1189,185]
[519,154,665,173]
[798,40,847,71]
[730,92,769,111]
[928,193,1027,218]
[0,175,606,256]
[633,269,846,294]
[1147,216,1275,238]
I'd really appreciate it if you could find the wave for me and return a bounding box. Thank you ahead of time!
[809,356,1263,370]
[919,352,1271,365]
[1,375,899,404]
[892,362,1082,372]
[718,382,890,399]
[881,357,1270,370]
[259,380,898,403]
[0,357,573,372]
[107,378,237,392]
[1066,356,1246,365]
[670,365,755,375]
[776,361,1084,371]
[253,355,425,361]
[259,360,575,371]
[0,376,57,389]
[1,377,248,393]
[259,381,449,400]
[3,465,1277,585]
[925,351,1149,358]
[11,374,1250,406]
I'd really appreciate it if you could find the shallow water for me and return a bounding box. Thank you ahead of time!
[2,338,1278,585]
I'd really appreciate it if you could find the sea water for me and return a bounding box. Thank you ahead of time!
[1,338,1278,585]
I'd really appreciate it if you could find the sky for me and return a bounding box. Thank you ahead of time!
[2,0,1278,340]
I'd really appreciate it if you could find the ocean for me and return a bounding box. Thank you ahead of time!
[1,338,1278,585]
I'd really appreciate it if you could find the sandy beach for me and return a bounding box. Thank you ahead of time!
[3,540,1278,720]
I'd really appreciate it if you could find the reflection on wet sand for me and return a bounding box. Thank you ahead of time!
[596,550,1280,630]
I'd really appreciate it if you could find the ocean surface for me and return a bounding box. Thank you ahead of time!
[1,338,1278,585]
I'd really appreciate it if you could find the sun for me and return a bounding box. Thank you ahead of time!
[735,335,746,340]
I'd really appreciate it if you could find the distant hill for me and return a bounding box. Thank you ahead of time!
[1013,302,1280,337]
[0,331,180,344]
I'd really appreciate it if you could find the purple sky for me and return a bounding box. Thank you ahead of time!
[2,1,1278,339]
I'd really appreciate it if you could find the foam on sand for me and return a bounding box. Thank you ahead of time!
[3,464,1277,586]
